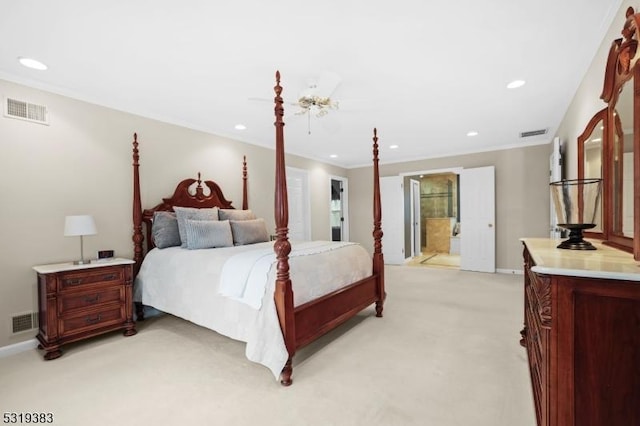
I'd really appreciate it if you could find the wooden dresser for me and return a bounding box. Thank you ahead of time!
[521,238,640,426]
[33,258,137,360]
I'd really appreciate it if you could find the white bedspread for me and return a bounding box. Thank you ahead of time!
[219,240,357,309]
[134,240,372,380]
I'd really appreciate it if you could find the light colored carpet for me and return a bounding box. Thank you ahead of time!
[407,252,461,269]
[0,266,535,426]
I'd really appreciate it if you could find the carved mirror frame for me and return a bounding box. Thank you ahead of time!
[600,7,640,258]
[577,108,607,240]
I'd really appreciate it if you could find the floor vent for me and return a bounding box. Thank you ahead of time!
[520,128,548,138]
[4,97,49,125]
[11,312,39,334]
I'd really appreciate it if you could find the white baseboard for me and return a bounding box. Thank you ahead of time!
[0,338,38,358]
[497,268,524,275]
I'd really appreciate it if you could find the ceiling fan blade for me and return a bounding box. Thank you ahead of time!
[247,96,270,103]
[315,71,342,97]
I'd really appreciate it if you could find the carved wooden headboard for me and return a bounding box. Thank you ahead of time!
[131,133,248,274]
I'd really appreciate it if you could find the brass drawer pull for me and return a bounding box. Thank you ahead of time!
[102,273,117,280]
[64,278,83,285]
[85,314,102,324]
[84,294,100,304]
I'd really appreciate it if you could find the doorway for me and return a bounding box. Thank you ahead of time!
[410,171,461,269]
[330,176,349,241]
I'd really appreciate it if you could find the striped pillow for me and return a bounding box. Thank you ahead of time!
[184,219,233,250]
[174,206,219,248]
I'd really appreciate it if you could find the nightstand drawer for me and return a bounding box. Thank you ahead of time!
[58,287,124,315]
[59,266,124,291]
[60,305,125,336]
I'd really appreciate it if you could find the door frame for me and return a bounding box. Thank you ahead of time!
[329,175,349,241]
[400,167,463,262]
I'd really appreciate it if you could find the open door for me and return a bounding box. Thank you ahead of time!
[459,166,495,273]
[380,175,405,264]
[410,179,421,257]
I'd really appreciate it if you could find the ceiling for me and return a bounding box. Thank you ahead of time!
[0,0,622,168]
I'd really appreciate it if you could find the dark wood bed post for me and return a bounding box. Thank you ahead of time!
[132,133,144,277]
[372,129,385,317]
[273,71,295,386]
[242,155,248,210]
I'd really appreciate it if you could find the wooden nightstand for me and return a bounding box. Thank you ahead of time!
[33,258,137,360]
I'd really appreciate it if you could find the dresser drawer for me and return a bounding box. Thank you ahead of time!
[58,286,124,315]
[58,266,124,291]
[60,305,125,336]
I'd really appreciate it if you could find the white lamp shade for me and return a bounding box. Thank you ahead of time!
[64,215,97,236]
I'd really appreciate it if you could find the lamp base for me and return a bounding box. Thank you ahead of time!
[73,259,92,265]
[557,223,597,250]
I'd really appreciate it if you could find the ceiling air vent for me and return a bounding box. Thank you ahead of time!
[519,128,547,138]
[4,97,49,125]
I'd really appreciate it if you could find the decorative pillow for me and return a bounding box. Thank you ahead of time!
[174,206,219,248]
[151,211,181,249]
[184,219,233,249]
[219,209,256,221]
[230,218,269,245]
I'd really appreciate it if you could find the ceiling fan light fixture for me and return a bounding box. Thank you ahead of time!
[296,95,339,117]
[234,124,246,130]
[467,131,479,137]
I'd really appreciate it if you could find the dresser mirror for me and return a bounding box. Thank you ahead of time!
[577,108,606,236]
[598,6,640,257]
[612,86,634,239]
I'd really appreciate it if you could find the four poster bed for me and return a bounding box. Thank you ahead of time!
[131,71,385,385]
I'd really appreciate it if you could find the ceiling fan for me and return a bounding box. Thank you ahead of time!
[295,71,341,118]
[249,71,342,134]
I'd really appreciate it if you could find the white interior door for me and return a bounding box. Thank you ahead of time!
[459,166,495,273]
[410,179,421,257]
[286,167,310,241]
[380,175,404,264]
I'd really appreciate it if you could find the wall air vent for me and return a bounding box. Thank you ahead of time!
[520,128,548,138]
[4,97,49,125]
[11,312,39,334]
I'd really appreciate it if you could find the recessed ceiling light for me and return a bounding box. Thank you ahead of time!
[389,145,399,149]
[234,124,246,130]
[330,154,338,158]
[507,80,526,89]
[467,131,478,137]
[18,57,47,70]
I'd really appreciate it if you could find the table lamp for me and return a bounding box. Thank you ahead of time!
[64,215,97,264]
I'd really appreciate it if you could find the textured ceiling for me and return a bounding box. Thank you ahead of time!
[0,0,622,167]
